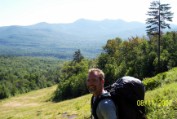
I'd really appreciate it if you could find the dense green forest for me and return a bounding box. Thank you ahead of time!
[53,31,177,101]
[0,56,63,99]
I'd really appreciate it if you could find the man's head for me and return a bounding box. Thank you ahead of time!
[86,68,105,97]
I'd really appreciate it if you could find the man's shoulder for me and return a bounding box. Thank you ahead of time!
[98,98,115,109]
[92,91,115,110]
[97,98,117,119]
[92,92,117,119]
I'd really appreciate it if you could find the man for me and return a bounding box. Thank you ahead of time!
[86,68,117,119]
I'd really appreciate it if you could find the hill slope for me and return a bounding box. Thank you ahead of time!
[0,68,177,119]
[0,85,91,119]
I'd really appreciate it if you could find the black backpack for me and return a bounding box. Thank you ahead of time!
[91,76,146,119]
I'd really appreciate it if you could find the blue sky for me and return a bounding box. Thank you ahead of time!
[0,0,176,26]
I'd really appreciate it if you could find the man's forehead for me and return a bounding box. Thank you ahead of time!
[89,71,99,76]
[88,71,99,78]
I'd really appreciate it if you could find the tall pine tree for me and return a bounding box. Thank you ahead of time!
[146,0,173,72]
[72,49,84,63]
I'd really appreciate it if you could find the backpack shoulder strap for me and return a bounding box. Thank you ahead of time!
[91,95,112,119]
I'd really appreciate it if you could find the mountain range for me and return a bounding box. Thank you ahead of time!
[0,19,177,59]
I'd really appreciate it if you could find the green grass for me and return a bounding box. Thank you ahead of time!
[0,85,91,119]
[0,67,177,119]
[143,67,177,90]
[143,67,177,119]
[145,82,177,119]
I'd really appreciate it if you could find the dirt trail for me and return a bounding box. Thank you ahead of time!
[2,101,39,107]
[62,112,78,119]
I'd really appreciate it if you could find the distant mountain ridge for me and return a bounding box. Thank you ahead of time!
[0,19,177,59]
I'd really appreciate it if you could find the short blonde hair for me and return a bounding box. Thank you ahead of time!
[88,68,105,80]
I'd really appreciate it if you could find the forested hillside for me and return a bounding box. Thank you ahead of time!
[0,56,63,99]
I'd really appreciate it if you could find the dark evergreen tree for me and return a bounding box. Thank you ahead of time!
[146,0,173,72]
[72,49,84,63]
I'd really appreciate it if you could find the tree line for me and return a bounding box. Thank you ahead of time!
[53,31,177,101]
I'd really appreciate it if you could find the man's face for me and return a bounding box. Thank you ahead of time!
[86,71,103,96]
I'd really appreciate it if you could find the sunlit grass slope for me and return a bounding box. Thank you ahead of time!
[0,85,91,119]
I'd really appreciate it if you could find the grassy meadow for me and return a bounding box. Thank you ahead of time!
[0,67,177,119]
[0,85,91,119]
